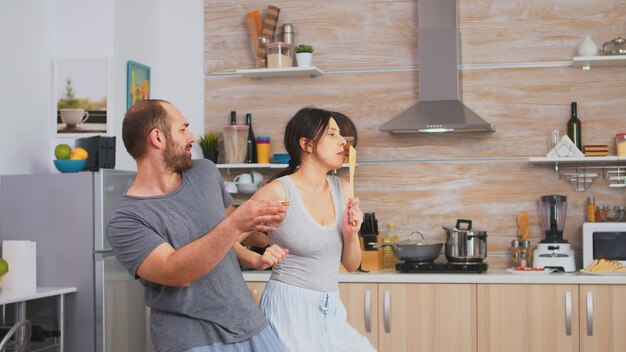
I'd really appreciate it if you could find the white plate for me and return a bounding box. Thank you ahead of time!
[506,268,556,275]
[579,269,626,276]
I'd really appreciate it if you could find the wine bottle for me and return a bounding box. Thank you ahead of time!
[245,113,257,163]
[230,111,237,125]
[567,102,582,151]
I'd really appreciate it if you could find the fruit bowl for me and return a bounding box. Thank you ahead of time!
[54,159,87,173]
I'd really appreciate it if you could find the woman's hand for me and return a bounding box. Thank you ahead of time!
[254,244,289,270]
[342,198,363,240]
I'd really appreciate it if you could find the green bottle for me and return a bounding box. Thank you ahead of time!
[567,102,582,151]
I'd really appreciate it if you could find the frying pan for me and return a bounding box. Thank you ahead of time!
[370,231,443,262]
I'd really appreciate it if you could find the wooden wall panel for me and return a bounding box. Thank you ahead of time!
[205,0,626,268]
[459,0,626,64]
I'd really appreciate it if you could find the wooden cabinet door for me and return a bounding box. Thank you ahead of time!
[378,283,477,352]
[477,284,579,352]
[339,283,379,349]
[580,285,626,352]
[246,282,266,305]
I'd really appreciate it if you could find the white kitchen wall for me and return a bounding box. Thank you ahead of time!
[0,0,204,237]
[0,0,203,175]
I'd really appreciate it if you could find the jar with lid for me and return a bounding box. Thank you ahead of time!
[266,42,293,68]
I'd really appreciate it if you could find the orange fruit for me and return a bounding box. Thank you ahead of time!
[54,144,72,160]
[70,147,89,160]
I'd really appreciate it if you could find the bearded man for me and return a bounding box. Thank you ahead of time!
[107,100,288,352]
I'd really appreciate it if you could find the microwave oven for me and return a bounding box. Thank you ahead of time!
[582,222,626,268]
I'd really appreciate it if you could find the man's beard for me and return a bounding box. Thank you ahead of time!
[163,139,193,172]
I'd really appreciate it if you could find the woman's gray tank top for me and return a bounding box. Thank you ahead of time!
[269,175,345,292]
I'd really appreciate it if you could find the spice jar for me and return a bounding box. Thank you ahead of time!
[511,240,522,267]
[595,206,606,222]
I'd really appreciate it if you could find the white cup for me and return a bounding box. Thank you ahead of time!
[224,181,238,194]
[234,173,253,184]
[60,109,89,127]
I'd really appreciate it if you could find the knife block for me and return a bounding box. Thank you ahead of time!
[360,235,382,271]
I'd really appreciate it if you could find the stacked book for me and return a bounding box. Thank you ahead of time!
[583,144,609,156]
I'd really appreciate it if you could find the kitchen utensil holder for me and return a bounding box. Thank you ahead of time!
[559,168,599,191]
[555,165,626,191]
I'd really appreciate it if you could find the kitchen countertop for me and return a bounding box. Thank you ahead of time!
[243,269,626,285]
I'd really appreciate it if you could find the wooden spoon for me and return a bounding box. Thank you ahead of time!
[517,211,529,241]
[349,145,357,225]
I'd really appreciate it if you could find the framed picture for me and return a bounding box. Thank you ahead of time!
[53,58,111,135]
[127,60,151,111]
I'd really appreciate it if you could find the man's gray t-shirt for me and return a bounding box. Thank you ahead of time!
[106,159,266,352]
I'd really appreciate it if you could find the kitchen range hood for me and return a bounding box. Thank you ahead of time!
[379,0,494,133]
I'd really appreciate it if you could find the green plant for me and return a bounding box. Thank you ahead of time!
[295,44,314,54]
[198,131,219,152]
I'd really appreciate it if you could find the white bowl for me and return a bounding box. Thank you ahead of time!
[237,183,259,194]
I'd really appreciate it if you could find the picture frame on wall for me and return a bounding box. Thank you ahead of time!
[127,60,151,111]
[53,58,111,135]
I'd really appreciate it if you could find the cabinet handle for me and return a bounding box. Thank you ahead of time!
[364,289,371,333]
[383,289,390,333]
[586,291,593,336]
[565,291,572,336]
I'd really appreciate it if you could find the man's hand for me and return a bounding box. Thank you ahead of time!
[231,200,286,233]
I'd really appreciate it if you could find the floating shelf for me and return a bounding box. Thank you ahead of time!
[235,66,324,79]
[217,163,350,169]
[572,55,626,70]
[529,156,622,164]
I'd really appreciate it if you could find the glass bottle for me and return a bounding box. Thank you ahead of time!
[244,113,257,163]
[586,196,596,222]
[382,222,398,269]
[567,102,582,151]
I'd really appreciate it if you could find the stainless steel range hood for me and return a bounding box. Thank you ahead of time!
[379,0,494,133]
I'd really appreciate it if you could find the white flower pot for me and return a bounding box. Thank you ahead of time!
[296,52,313,67]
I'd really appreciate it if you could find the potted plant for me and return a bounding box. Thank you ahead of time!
[295,44,314,67]
[198,131,220,163]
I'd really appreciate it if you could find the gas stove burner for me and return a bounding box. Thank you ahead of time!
[396,261,488,273]
[403,260,436,265]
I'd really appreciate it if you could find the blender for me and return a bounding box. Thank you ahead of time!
[533,195,576,272]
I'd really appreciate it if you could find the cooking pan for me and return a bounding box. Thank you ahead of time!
[370,231,443,262]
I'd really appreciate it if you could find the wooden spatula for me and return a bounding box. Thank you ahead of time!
[349,145,357,226]
[517,211,529,240]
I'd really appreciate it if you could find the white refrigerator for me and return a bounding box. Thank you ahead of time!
[0,170,153,351]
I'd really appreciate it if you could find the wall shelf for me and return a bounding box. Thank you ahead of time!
[529,156,623,171]
[572,55,626,70]
[217,162,351,175]
[235,66,324,79]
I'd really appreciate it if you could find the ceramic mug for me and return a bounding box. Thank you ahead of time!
[60,109,89,128]
[234,173,253,184]
[224,181,238,194]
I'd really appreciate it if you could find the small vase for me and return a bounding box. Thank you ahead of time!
[296,52,313,67]
[203,150,219,164]
[578,36,598,57]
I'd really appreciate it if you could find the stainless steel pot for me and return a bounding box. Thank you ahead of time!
[371,231,443,262]
[443,219,487,262]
